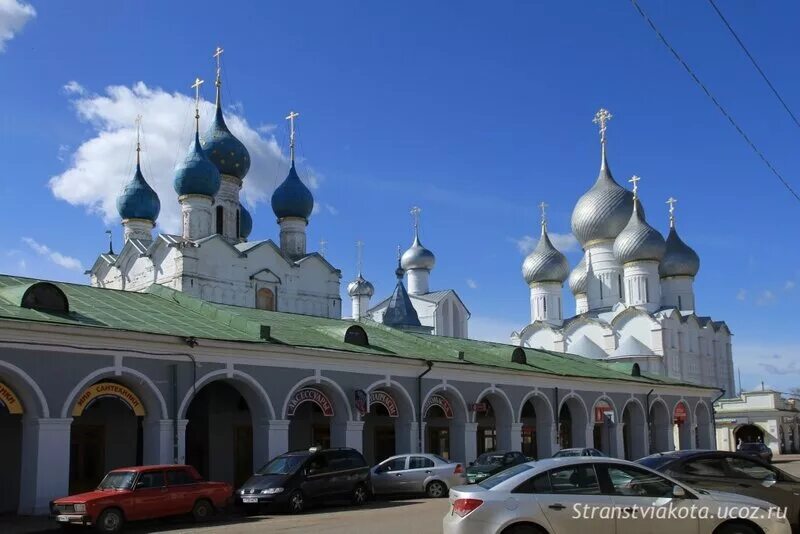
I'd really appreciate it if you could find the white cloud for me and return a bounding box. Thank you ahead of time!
[756,290,775,306]
[736,289,747,301]
[22,237,84,272]
[50,81,316,233]
[466,278,478,289]
[511,233,579,255]
[0,0,35,52]
[324,203,339,216]
[784,280,795,291]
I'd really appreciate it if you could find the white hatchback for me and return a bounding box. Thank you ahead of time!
[443,457,791,534]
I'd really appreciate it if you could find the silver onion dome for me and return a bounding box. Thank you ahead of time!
[522,227,569,285]
[660,226,700,278]
[401,233,436,271]
[571,148,643,247]
[613,204,666,265]
[347,274,375,297]
[568,253,589,295]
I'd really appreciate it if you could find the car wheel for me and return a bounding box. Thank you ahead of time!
[715,522,759,534]
[426,480,447,498]
[352,484,368,506]
[192,499,213,522]
[95,508,124,534]
[287,490,305,514]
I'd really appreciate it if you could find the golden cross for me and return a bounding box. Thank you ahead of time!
[286,111,300,162]
[213,46,224,85]
[356,240,364,274]
[629,175,641,199]
[539,201,548,229]
[593,108,613,145]
[667,197,677,227]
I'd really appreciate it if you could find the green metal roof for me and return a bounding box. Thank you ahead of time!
[0,274,713,389]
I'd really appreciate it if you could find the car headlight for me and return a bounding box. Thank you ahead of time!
[260,488,284,495]
[73,503,86,513]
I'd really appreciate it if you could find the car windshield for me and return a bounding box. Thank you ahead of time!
[474,453,504,466]
[257,454,309,475]
[478,463,534,489]
[555,450,582,457]
[637,455,676,470]
[97,471,137,490]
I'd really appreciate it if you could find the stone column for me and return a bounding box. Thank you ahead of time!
[175,419,189,464]
[462,422,478,465]
[267,420,290,460]
[251,419,272,471]
[419,422,427,453]
[143,419,174,465]
[344,421,365,451]
[508,423,523,453]
[613,423,625,459]
[394,421,417,454]
[585,424,595,450]
[18,418,72,515]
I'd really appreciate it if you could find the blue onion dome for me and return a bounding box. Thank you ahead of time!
[174,132,221,197]
[239,204,253,239]
[202,85,250,179]
[613,204,666,264]
[660,226,700,278]
[522,227,569,285]
[571,148,643,247]
[401,232,436,271]
[271,162,314,220]
[568,253,589,295]
[117,162,160,221]
[347,274,375,297]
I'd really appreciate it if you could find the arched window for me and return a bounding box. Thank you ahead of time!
[256,288,275,311]
[215,206,224,235]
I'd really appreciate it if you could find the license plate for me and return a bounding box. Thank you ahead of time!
[56,516,69,522]
[242,497,259,503]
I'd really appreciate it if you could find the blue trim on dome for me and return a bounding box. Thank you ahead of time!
[174,132,221,197]
[201,86,251,179]
[271,162,314,220]
[239,204,253,239]
[117,163,160,221]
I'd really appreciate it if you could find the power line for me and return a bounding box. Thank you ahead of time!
[707,0,800,130]
[629,0,800,204]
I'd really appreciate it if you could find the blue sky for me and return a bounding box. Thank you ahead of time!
[0,1,798,393]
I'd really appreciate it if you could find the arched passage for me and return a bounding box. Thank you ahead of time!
[362,382,415,465]
[0,378,25,513]
[694,401,713,449]
[558,395,589,449]
[591,397,618,456]
[519,392,554,459]
[673,401,692,450]
[472,389,515,454]
[621,399,647,460]
[649,399,671,453]
[734,424,765,446]
[284,378,353,451]
[422,386,468,462]
[181,371,274,488]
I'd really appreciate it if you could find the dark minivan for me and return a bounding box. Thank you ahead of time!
[237,447,370,514]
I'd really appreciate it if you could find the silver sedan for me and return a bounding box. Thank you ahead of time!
[371,454,466,498]
[443,457,791,534]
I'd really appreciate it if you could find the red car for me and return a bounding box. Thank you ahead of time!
[51,465,232,533]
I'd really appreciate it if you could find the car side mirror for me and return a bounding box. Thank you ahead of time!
[672,485,686,498]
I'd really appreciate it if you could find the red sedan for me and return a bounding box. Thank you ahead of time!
[51,465,232,533]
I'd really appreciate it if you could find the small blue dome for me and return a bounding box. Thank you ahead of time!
[116,163,160,221]
[239,204,253,239]
[202,87,250,179]
[174,132,221,198]
[271,162,314,220]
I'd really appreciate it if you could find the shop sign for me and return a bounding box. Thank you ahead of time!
[673,403,687,425]
[369,390,398,417]
[469,402,488,413]
[287,387,334,417]
[424,394,453,419]
[72,382,146,417]
[0,381,23,415]
[716,417,738,425]
[594,401,614,423]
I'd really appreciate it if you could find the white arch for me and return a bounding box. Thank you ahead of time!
[0,359,49,418]
[694,398,711,420]
[61,366,168,419]
[671,398,694,427]
[282,375,353,421]
[518,390,555,422]
[471,386,516,423]
[591,395,619,423]
[559,392,589,419]
[420,382,469,421]
[621,396,647,419]
[178,369,276,420]
[363,379,416,422]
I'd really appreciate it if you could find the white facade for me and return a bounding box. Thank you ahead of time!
[715,390,800,456]
[369,289,470,338]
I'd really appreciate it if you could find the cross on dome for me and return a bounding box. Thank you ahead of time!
[593,108,613,145]
[356,240,364,274]
[667,197,677,227]
[191,77,204,129]
[539,201,548,230]
[134,114,142,164]
[286,111,300,163]
[629,175,641,200]
[410,206,422,232]
[213,46,224,86]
